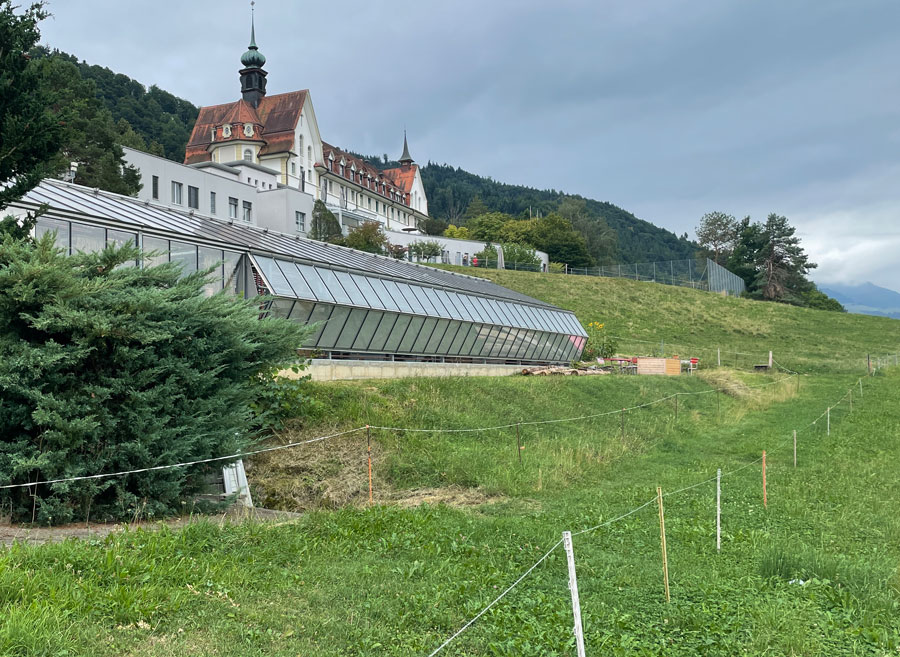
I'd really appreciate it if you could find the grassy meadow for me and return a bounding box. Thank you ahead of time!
[1,269,899,656]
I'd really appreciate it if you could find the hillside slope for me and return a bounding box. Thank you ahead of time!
[4,265,899,655]
[443,266,900,373]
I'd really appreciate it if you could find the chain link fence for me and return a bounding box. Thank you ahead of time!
[467,257,746,297]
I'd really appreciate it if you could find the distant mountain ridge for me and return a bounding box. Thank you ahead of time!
[54,49,697,265]
[819,282,900,319]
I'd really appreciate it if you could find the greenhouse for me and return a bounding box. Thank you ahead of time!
[15,180,587,364]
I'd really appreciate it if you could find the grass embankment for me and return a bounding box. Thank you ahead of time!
[2,269,899,655]
[436,265,900,373]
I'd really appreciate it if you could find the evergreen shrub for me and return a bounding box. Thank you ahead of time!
[0,234,308,523]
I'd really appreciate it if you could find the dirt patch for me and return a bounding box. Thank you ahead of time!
[0,506,299,546]
[382,486,505,508]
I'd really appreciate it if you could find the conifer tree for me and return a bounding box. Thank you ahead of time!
[0,235,308,523]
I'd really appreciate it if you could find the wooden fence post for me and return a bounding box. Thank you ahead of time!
[516,422,522,465]
[657,486,671,603]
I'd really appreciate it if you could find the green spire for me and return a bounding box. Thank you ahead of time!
[241,3,266,69]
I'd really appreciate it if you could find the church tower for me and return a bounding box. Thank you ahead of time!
[239,7,267,108]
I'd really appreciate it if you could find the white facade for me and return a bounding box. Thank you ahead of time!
[385,229,550,269]
[125,147,314,236]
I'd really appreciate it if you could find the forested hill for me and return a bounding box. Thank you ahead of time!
[420,163,696,264]
[38,49,696,264]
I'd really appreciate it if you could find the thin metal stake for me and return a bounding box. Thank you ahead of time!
[827,407,830,436]
[762,450,768,509]
[657,487,671,602]
[674,394,678,421]
[621,408,625,441]
[716,389,720,421]
[859,378,863,397]
[516,422,522,465]
[716,468,721,553]
[793,430,797,468]
[562,531,587,657]
[366,425,373,505]
[849,389,852,413]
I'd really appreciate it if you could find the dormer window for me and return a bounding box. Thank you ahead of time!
[222,124,232,138]
[243,149,253,161]
[210,127,216,142]
[243,123,254,137]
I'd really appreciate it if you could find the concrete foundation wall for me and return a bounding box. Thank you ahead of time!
[287,359,524,381]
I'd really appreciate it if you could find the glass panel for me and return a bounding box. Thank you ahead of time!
[297,264,334,302]
[289,300,315,323]
[170,241,197,276]
[199,247,224,296]
[352,310,384,351]
[547,333,567,362]
[533,308,556,332]
[71,223,106,254]
[396,282,426,315]
[252,256,293,296]
[487,327,511,358]
[410,317,437,353]
[315,267,353,305]
[35,218,70,254]
[419,287,444,317]
[468,325,494,357]
[432,290,459,320]
[479,299,502,325]
[449,322,473,355]
[142,236,169,268]
[398,316,426,353]
[265,298,294,319]
[500,328,521,358]
[383,314,413,352]
[318,306,350,349]
[369,277,400,311]
[509,330,532,360]
[350,274,384,309]
[413,285,438,316]
[333,270,369,307]
[425,319,450,354]
[279,261,316,300]
[504,303,529,329]
[443,292,468,321]
[561,335,580,362]
[107,229,137,248]
[493,301,514,326]
[517,305,539,330]
[303,304,334,347]
[470,297,494,324]
[334,308,369,349]
[549,311,567,334]
[459,294,486,323]
[437,320,462,353]
[381,279,412,313]
[459,324,482,356]
[224,252,241,295]
[369,312,399,352]
[523,331,543,361]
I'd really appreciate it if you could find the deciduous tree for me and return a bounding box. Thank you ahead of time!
[696,211,737,265]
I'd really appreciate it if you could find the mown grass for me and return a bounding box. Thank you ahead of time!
[2,268,899,655]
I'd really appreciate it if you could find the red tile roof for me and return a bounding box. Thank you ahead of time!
[184,91,308,164]
[321,142,413,208]
[383,164,418,194]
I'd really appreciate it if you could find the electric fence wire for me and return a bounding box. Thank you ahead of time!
[424,372,874,655]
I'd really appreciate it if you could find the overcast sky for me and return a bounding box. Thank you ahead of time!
[39,0,900,292]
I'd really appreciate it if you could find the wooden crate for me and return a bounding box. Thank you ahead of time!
[636,358,681,376]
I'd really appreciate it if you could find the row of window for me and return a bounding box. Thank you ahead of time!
[324,179,412,226]
[252,255,583,336]
[151,176,251,222]
[34,217,242,297]
[265,300,583,363]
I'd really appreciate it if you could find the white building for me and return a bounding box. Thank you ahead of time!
[125,16,548,270]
